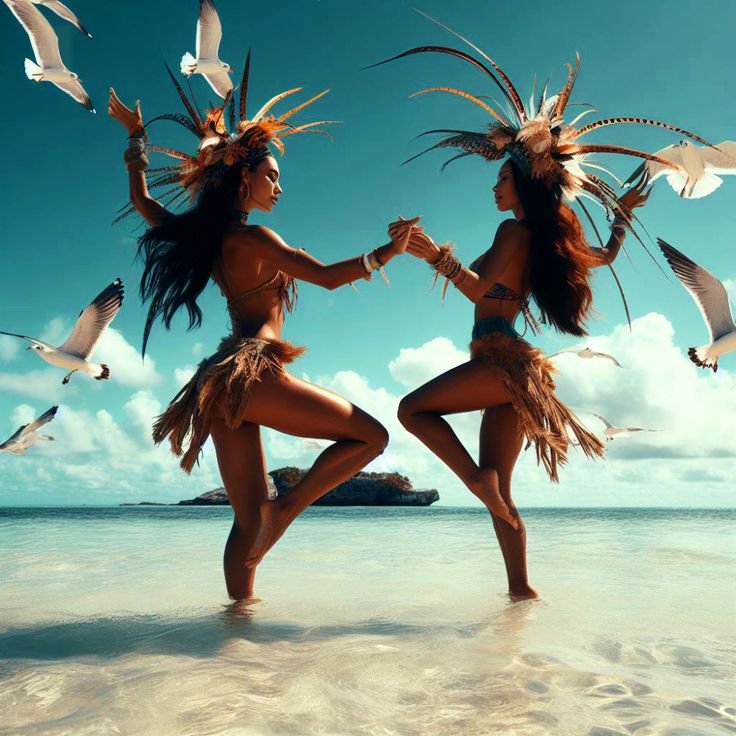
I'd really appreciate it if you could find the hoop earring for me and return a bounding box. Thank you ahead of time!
[240,183,251,201]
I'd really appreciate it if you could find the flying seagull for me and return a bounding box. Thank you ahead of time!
[593,414,658,442]
[549,346,622,367]
[0,406,58,455]
[180,0,233,99]
[30,0,91,37]
[658,239,736,372]
[624,140,736,199]
[0,278,124,384]
[3,0,94,111]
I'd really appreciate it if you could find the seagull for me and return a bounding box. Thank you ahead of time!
[3,0,94,112]
[549,346,622,367]
[0,278,124,384]
[0,406,57,455]
[180,0,233,99]
[624,140,736,199]
[592,414,658,442]
[658,239,736,372]
[30,0,91,38]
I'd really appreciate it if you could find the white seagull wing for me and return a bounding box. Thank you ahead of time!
[702,141,736,175]
[202,68,232,98]
[592,351,622,367]
[0,423,27,448]
[36,0,91,37]
[59,278,124,358]
[5,0,63,67]
[658,240,735,341]
[196,0,222,59]
[54,75,94,111]
[624,143,684,187]
[0,330,53,350]
[592,413,614,430]
[19,405,58,438]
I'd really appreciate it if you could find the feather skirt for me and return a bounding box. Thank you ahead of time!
[153,335,306,473]
[469,332,604,482]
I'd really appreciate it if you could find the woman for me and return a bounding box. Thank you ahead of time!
[109,64,419,601]
[377,22,707,599]
[401,161,647,600]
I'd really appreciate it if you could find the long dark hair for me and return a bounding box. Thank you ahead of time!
[508,160,598,337]
[136,151,270,357]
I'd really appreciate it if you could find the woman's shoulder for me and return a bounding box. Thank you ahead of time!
[223,224,288,253]
[494,218,531,247]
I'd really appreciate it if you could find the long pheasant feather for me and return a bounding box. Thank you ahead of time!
[410,86,510,125]
[576,117,711,147]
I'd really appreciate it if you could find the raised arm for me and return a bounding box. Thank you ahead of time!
[108,88,171,227]
[408,219,525,304]
[587,181,652,268]
[236,218,421,291]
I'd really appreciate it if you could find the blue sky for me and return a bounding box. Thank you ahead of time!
[0,0,734,506]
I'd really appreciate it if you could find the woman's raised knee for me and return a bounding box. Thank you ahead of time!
[364,421,389,455]
[397,395,418,428]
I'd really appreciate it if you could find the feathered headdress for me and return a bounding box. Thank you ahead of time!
[120,51,337,218]
[372,12,711,222]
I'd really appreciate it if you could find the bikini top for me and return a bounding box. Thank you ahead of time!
[470,256,540,336]
[212,259,298,333]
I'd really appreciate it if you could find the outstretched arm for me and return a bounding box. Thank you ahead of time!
[237,218,421,291]
[588,182,651,267]
[408,219,524,304]
[108,88,171,227]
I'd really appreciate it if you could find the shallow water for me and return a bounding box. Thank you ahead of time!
[0,507,734,735]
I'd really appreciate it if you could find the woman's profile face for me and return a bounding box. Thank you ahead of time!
[492,161,520,212]
[243,156,283,212]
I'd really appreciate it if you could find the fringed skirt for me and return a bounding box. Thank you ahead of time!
[153,335,305,473]
[470,317,604,482]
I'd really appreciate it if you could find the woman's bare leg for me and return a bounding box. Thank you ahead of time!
[480,405,539,600]
[208,419,268,600]
[239,371,389,565]
[397,360,518,529]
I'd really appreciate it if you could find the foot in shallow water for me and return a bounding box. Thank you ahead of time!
[469,468,518,530]
[245,500,291,567]
[508,585,540,602]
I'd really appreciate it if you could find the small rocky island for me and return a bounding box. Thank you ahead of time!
[127,468,439,507]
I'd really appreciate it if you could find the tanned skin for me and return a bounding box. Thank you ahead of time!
[110,89,420,600]
[401,160,649,601]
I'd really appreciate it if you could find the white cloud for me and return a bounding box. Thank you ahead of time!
[389,337,468,388]
[192,343,204,358]
[553,312,736,460]
[174,365,196,385]
[10,403,36,428]
[94,328,163,387]
[0,335,19,362]
[0,369,64,401]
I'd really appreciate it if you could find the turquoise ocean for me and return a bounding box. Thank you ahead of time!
[1,506,734,736]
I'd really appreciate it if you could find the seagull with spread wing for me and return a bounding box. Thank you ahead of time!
[3,0,94,111]
[0,406,58,455]
[624,140,736,199]
[30,0,91,37]
[658,239,736,372]
[593,414,657,442]
[180,0,233,99]
[549,346,622,367]
[0,278,124,384]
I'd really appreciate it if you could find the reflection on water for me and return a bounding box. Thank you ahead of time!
[0,507,734,735]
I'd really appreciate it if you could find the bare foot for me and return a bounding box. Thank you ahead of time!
[245,500,282,567]
[469,468,518,529]
[508,585,539,602]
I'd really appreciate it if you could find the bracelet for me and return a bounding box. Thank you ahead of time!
[124,136,148,171]
[430,243,464,303]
